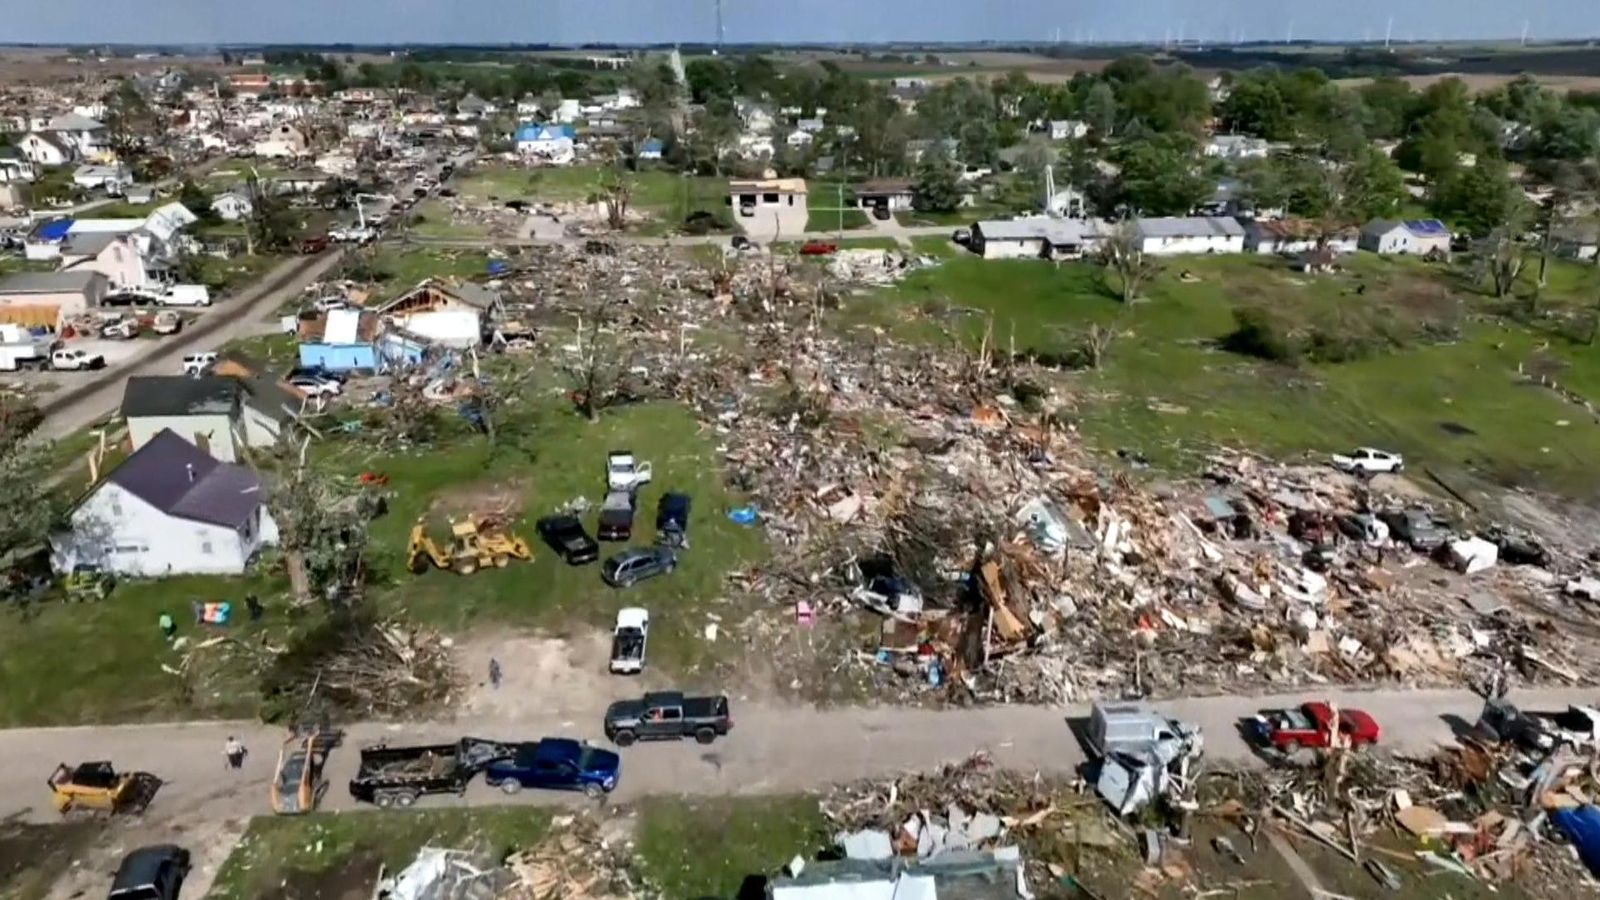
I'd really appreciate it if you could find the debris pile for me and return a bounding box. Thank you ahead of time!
[393,241,1600,704]
[259,616,461,719]
[503,814,642,900]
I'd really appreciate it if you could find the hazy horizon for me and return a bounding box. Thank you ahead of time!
[9,0,1597,46]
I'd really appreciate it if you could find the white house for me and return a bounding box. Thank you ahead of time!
[1049,120,1089,141]
[19,132,75,167]
[50,429,278,577]
[737,133,775,158]
[553,99,582,123]
[1133,217,1247,255]
[121,376,247,462]
[1358,218,1452,256]
[0,156,36,184]
[253,123,309,159]
[968,217,1109,260]
[211,191,254,221]
[514,124,576,164]
[785,130,814,149]
[59,234,165,293]
[377,281,501,349]
[1205,134,1270,160]
[43,113,107,158]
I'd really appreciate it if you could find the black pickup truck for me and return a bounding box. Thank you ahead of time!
[603,691,732,747]
[348,737,512,807]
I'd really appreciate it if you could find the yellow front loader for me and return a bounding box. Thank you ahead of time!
[407,517,532,575]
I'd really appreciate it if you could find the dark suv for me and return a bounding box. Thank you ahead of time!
[109,845,190,900]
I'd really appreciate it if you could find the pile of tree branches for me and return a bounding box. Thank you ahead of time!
[258,608,459,721]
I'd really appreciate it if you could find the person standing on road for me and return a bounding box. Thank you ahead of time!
[489,657,502,690]
[224,736,247,770]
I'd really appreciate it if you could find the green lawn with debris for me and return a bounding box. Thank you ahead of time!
[805,208,872,233]
[846,252,1600,500]
[356,245,496,300]
[635,796,827,898]
[317,395,768,684]
[208,808,552,900]
[404,198,490,240]
[458,163,733,234]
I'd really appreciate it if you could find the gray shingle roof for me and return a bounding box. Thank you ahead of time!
[1135,216,1246,238]
[121,376,240,419]
[106,429,262,529]
[0,271,107,295]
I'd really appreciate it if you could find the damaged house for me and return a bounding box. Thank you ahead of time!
[297,306,424,373]
[50,429,278,577]
[376,280,500,349]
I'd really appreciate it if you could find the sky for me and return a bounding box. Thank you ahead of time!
[9,0,1598,46]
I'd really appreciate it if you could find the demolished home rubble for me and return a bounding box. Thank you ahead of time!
[372,242,1600,704]
[374,814,642,900]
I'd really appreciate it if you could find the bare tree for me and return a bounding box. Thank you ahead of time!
[592,161,634,231]
[562,298,636,423]
[1479,228,1528,303]
[1100,222,1160,303]
[1054,321,1122,370]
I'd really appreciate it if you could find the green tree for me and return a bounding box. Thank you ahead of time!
[1113,136,1208,216]
[685,58,737,104]
[0,396,54,580]
[1430,157,1529,237]
[177,180,216,223]
[912,155,963,213]
[1336,146,1408,222]
[1219,74,1292,140]
[1357,76,1414,139]
[1081,82,1118,138]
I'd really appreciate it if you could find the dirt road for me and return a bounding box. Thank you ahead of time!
[6,685,1593,828]
[36,250,346,440]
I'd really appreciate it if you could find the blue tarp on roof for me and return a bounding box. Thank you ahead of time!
[514,123,575,143]
[35,219,73,241]
[1552,805,1600,878]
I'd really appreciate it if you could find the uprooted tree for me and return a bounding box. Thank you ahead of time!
[1100,222,1161,303]
[256,438,381,609]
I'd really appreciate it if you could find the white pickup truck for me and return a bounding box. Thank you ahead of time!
[606,451,653,492]
[50,348,106,371]
[608,607,649,674]
[1330,447,1404,475]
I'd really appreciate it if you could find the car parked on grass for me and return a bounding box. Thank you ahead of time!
[655,492,690,548]
[799,240,838,256]
[1254,701,1380,753]
[536,514,599,565]
[108,844,190,900]
[601,546,675,588]
[598,490,637,542]
[1331,447,1404,475]
[482,738,619,799]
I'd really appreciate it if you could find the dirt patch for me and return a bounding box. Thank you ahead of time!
[40,816,248,900]
[455,629,659,717]
[426,476,529,522]
[0,822,102,900]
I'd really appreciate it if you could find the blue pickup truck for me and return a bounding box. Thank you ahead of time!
[482,738,620,798]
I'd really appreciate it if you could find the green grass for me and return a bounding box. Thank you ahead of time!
[850,253,1600,499]
[406,198,489,239]
[362,245,494,299]
[805,208,872,232]
[897,205,1006,227]
[322,398,767,682]
[209,808,552,900]
[92,200,161,218]
[910,235,961,259]
[635,795,827,899]
[193,254,286,294]
[0,573,286,726]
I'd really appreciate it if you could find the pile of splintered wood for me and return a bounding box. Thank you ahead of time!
[503,814,642,900]
[279,618,460,718]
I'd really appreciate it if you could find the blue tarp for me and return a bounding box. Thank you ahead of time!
[35,218,73,241]
[1552,805,1600,877]
[487,260,509,276]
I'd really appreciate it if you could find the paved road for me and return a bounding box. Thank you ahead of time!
[36,250,346,440]
[7,685,1595,825]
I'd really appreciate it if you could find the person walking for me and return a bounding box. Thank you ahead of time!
[158,612,175,642]
[488,657,503,690]
[224,736,247,770]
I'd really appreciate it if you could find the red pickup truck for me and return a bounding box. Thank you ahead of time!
[799,240,838,256]
[1256,702,1380,752]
